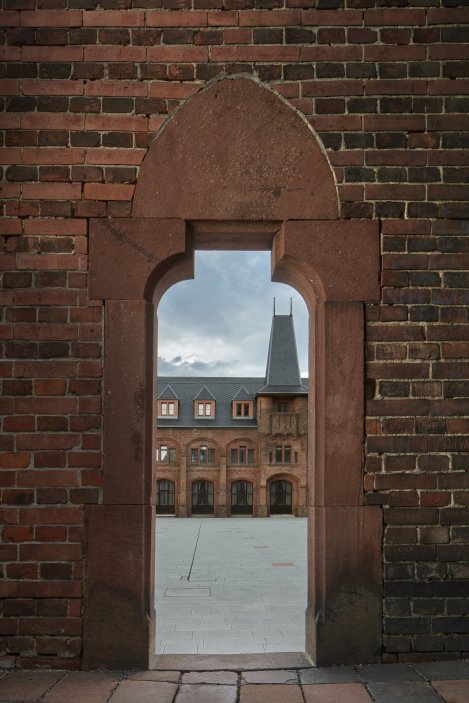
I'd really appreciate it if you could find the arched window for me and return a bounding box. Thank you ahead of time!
[155,443,177,463]
[192,480,214,515]
[156,479,175,515]
[189,443,216,465]
[231,480,253,515]
[269,480,292,515]
[229,442,255,465]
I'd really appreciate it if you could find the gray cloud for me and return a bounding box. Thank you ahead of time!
[157,251,308,378]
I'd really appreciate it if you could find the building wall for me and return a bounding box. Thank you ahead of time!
[1,3,469,667]
[155,396,308,517]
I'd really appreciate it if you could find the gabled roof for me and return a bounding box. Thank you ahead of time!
[194,385,215,401]
[232,386,253,401]
[258,314,307,395]
[157,377,263,428]
[157,384,179,400]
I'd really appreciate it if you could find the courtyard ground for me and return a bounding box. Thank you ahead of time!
[156,517,307,654]
[0,663,468,702]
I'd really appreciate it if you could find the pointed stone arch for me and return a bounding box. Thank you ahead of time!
[86,76,382,670]
[133,76,338,222]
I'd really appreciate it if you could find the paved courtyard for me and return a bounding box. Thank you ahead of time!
[156,517,307,654]
[1,663,469,703]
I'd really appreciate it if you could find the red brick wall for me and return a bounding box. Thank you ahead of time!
[1,2,468,667]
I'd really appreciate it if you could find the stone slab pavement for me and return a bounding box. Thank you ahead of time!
[0,662,468,702]
[156,517,307,654]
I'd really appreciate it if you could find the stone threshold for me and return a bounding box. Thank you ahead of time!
[151,652,313,671]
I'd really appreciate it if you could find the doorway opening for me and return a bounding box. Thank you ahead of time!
[154,249,308,656]
[84,76,382,670]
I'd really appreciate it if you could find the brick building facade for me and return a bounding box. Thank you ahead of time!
[155,312,308,517]
[1,0,468,669]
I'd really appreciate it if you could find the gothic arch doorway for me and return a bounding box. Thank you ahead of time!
[85,76,382,669]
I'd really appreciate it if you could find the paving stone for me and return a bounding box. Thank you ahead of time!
[358,663,421,682]
[128,670,180,682]
[44,671,120,702]
[414,662,469,681]
[0,671,64,702]
[299,666,361,684]
[303,683,373,702]
[181,671,237,685]
[241,669,298,684]
[366,681,447,703]
[432,680,469,703]
[175,683,237,702]
[109,680,177,703]
[240,683,304,703]
[156,518,307,654]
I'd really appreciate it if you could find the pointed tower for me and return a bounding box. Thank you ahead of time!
[258,310,306,396]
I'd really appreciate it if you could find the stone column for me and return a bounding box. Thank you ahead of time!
[219,454,227,517]
[83,300,155,669]
[179,454,187,517]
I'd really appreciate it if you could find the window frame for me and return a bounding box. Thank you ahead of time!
[157,399,179,419]
[269,444,297,465]
[190,443,216,465]
[155,443,177,463]
[229,443,255,466]
[194,400,215,419]
[232,400,254,419]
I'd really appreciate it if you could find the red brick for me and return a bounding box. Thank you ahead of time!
[147,10,208,26]
[239,9,299,26]
[149,82,200,98]
[85,114,147,131]
[301,9,362,25]
[83,183,135,200]
[22,46,84,61]
[84,45,146,61]
[0,453,30,469]
[3,525,34,542]
[20,10,82,26]
[0,12,19,26]
[364,8,426,25]
[84,80,147,97]
[428,8,469,23]
[23,219,87,236]
[22,80,84,96]
[147,46,207,62]
[18,470,79,487]
[83,10,144,26]
[22,148,85,165]
[18,508,83,526]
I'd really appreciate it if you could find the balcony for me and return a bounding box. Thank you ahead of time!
[271,412,299,436]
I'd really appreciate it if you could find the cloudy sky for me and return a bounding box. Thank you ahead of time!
[157,251,309,378]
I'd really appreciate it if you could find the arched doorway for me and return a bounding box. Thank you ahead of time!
[231,480,253,515]
[85,76,382,669]
[156,480,175,515]
[192,480,214,515]
[269,480,292,515]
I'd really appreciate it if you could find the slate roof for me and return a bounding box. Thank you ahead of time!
[157,377,263,428]
[158,384,179,400]
[157,313,307,428]
[258,314,307,395]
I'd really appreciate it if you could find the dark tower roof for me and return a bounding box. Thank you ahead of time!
[258,314,307,396]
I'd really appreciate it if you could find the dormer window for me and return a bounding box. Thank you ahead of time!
[194,400,215,418]
[232,401,253,419]
[157,399,178,418]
